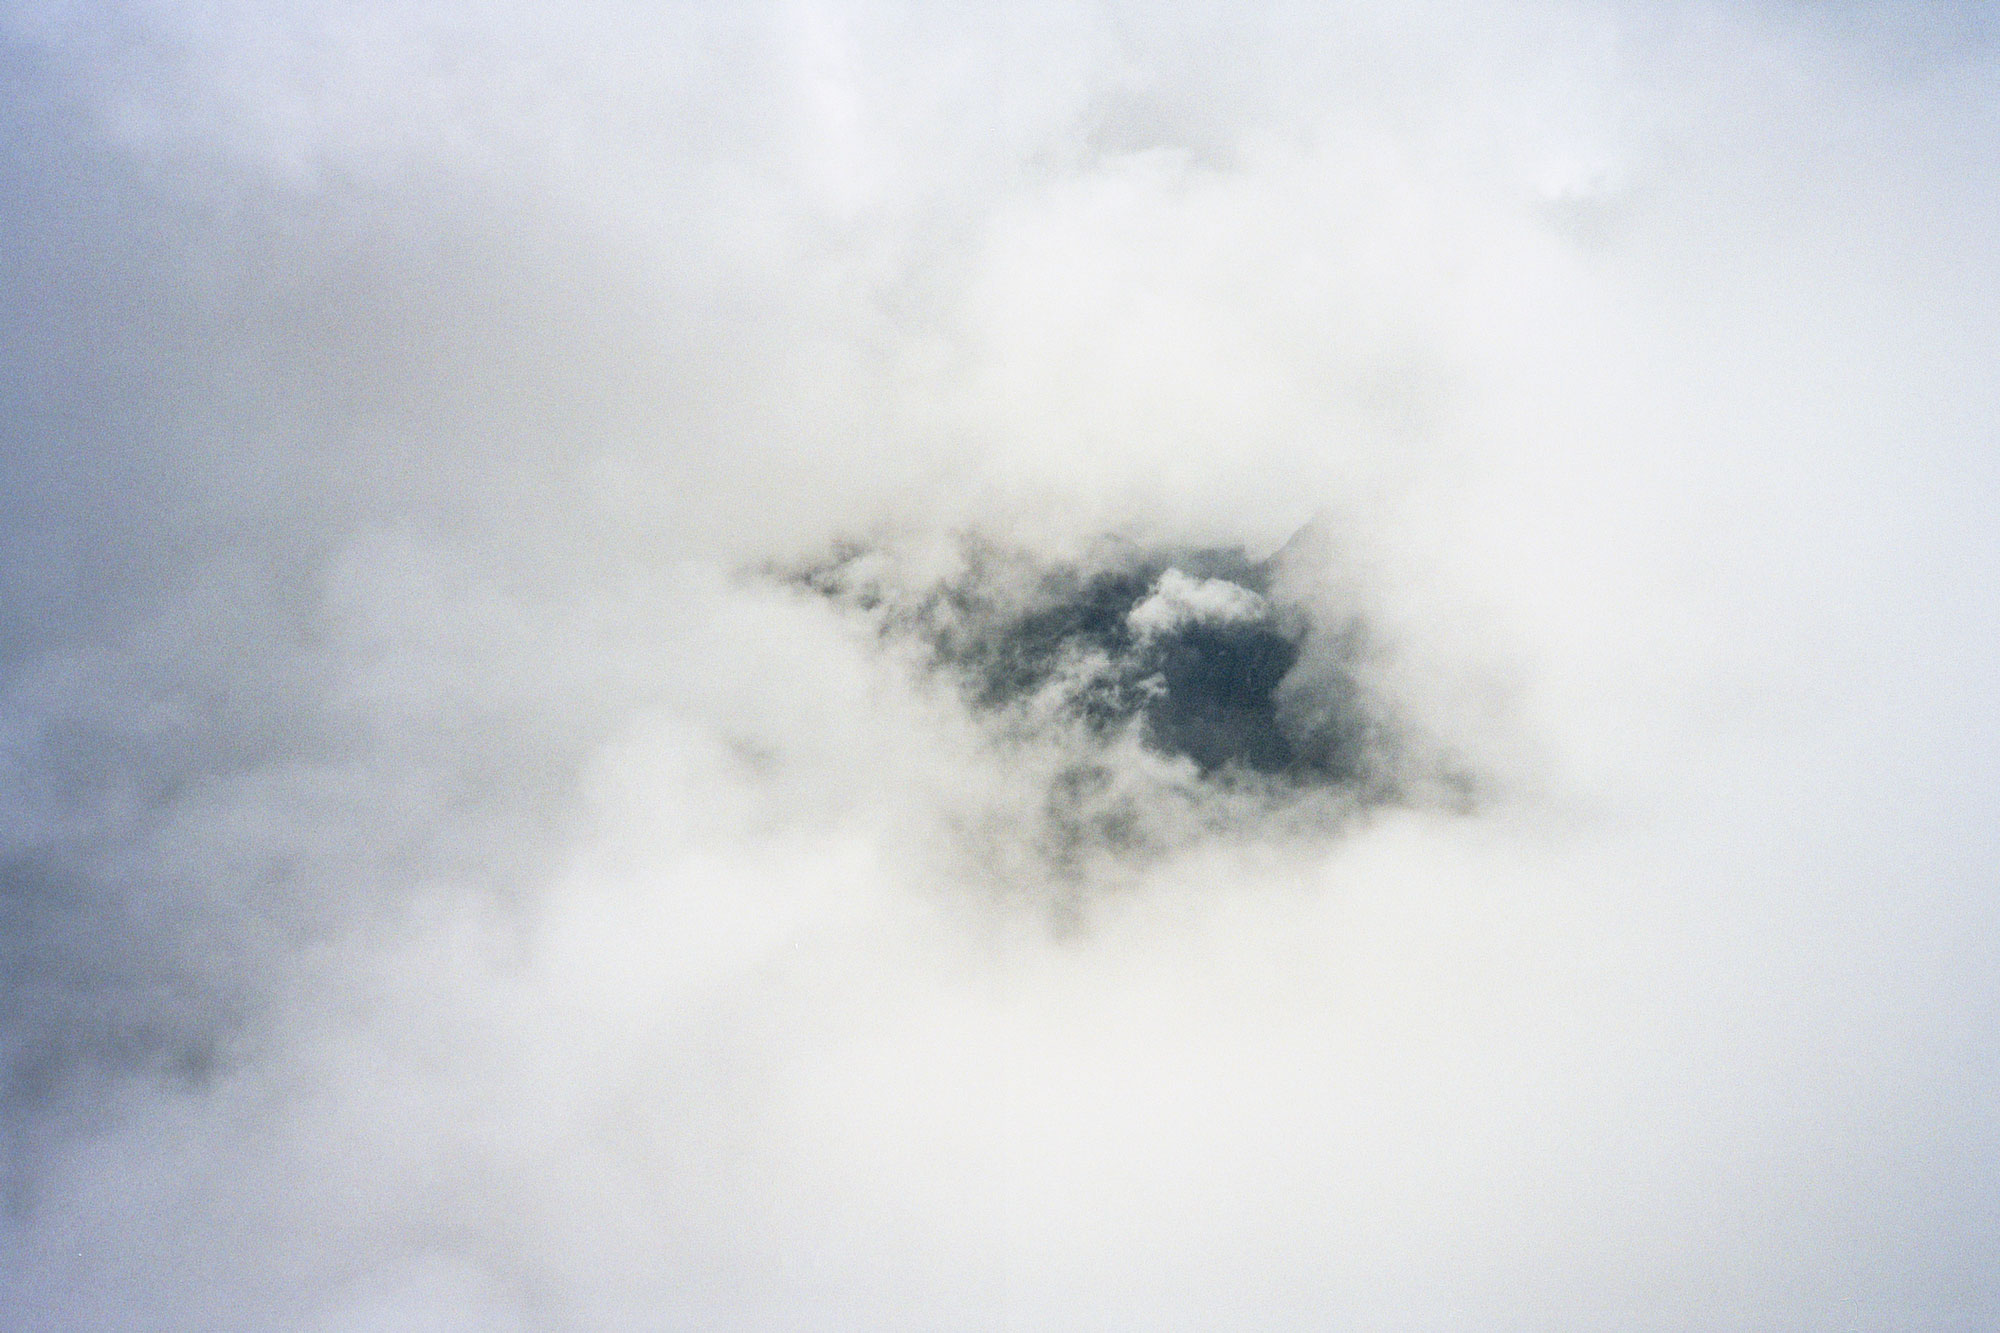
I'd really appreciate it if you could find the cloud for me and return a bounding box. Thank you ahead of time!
[3,1,1999,1329]
[1126,567,1267,638]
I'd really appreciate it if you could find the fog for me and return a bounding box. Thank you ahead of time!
[3,1,1999,1328]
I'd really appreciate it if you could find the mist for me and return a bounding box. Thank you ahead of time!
[3,1,1999,1329]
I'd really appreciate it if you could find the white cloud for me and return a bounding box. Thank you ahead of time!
[1126,568,1268,638]
[3,1,1998,1329]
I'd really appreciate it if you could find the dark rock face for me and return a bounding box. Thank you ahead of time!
[954,556,1304,777]
[794,537,1378,787]
[1141,612,1302,774]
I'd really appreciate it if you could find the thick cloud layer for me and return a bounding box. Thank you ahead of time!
[4,1,1999,1329]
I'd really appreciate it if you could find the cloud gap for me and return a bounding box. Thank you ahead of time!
[785,525,1479,909]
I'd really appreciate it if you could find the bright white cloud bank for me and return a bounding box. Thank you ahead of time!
[3,1,1999,1329]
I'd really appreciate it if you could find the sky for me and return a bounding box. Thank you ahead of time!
[3,1,1999,1329]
